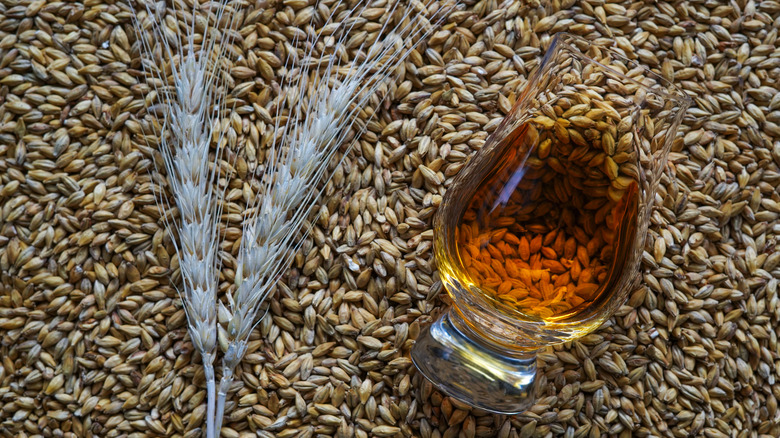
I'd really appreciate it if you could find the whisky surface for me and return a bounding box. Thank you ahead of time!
[452,118,639,321]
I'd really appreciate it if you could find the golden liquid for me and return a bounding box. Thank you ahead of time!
[452,120,639,321]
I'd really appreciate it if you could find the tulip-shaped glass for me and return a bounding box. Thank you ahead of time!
[411,33,691,414]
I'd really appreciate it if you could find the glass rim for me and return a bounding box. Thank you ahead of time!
[550,32,693,108]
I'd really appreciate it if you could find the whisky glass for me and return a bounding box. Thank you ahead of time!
[411,33,691,414]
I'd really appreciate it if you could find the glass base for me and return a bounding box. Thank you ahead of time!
[411,309,538,414]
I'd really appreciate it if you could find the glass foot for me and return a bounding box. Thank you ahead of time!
[411,310,538,414]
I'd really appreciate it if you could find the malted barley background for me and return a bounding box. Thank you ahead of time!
[0,0,779,437]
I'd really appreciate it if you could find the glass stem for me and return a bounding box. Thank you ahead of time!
[411,308,539,414]
[447,310,539,359]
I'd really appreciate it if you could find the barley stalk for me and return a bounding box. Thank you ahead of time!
[130,1,240,437]
[212,0,454,432]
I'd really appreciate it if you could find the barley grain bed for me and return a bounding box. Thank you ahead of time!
[1,0,780,437]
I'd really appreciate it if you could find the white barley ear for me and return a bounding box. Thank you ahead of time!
[212,0,458,433]
[130,0,242,437]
